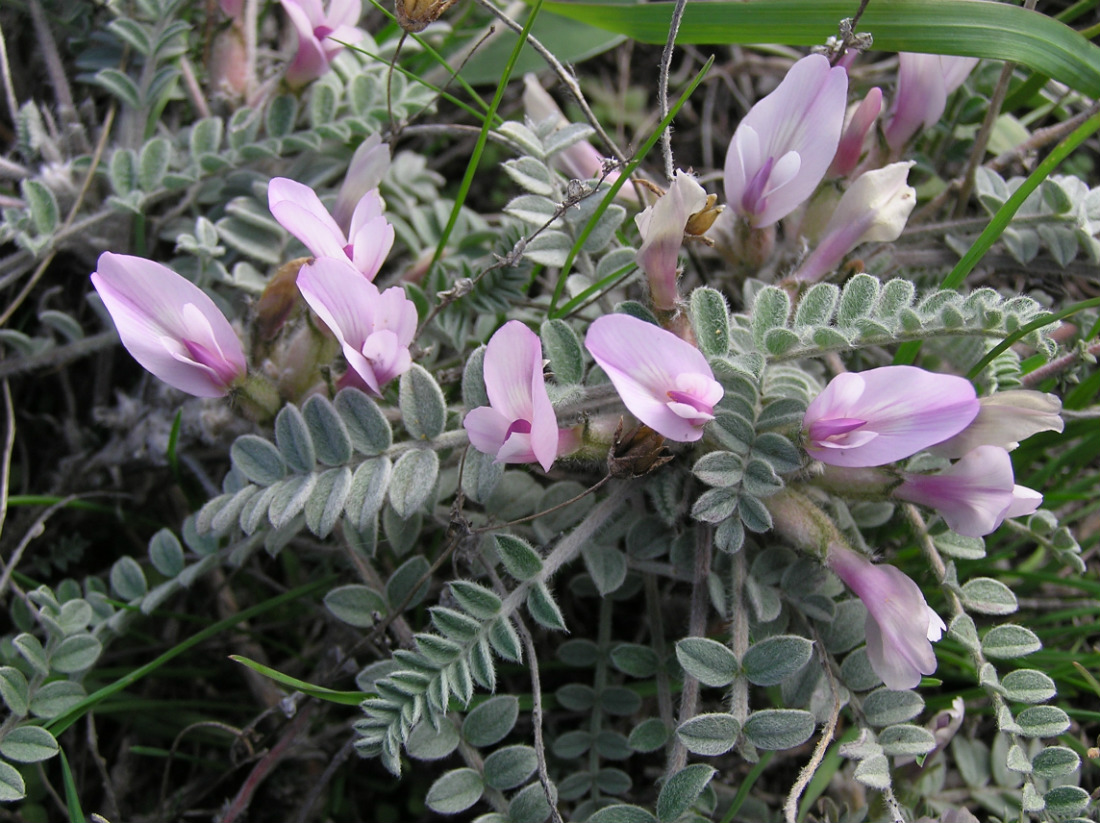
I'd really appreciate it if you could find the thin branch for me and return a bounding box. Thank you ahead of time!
[954,58,1018,218]
[657,0,689,181]
[0,19,19,125]
[0,381,15,545]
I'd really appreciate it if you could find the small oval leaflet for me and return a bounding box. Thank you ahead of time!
[656,763,716,823]
[676,713,740,756]
[742,635,814,687]
[862,688,925,727]
[462,695,519,747]
[742,709,816,750]
[425,767,484,815]
[675,637,739,688]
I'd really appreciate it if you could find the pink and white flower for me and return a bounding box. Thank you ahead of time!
[296,257,416,394]
[894,445,1042,537]
[332,135,391,232]
[268,176,394,281]
[790,162,916,283]
[930,390,1064,459]
[884,53,979,152]
[724,54,849,228]
[91,253,247,398]
[828,543,946,691]
[463,321,560,472]
[585,314,723,443]
[279,0,364,88]
[635,171,709,311]
[803,366,979,467]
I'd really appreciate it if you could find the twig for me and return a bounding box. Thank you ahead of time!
[727,533,749,725]
[0,381,15,544]
[27,0,78,127]
[515,611,565,823]
[954,59,1018,218]
[0,331,119,379]
[0,19,19,125]
[291,737,356,823]
[219,709,312,823]
[657,0,689,181]
[666,523,713,775]
[644,573,676,735]
[782,626,842,823]
[86,713,121,821]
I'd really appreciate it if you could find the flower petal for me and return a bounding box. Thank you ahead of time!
[268,177,347,259]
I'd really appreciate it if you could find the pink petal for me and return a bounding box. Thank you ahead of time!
[349,214,395,281]
[91,253,245,397]
[463,405,511,455]
[482,321,542,422]
[268,177,348,259]
[296,257,378,352]
[584,314,721,443]
[333,136,390,231]
[804,366,979,467]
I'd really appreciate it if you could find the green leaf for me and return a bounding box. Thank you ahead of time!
[676,713,740,756]
[1000,668,1056,704]
[656,763,716,823]
[302,395,353,467]
[483,745,538,790]
[751,286,790,351]
[386,555,431,611]
[426,768,484,814]
[29,681,86,719]
[95,68,141,108]
[12,634,48,677]
[148,528,184,577]
[693,451,744,488]
[305,467,352,538]
[406,718,460,761]
[741,635,813,686]
[877,724,936,757]
[582,544,627,595]
[138,137,171,191]
[793,282,839,327]
[588,805,657,823]
[387,449,439,518]
[526,581,567,631]
[495,534,544,581]
[675,637,738,688]
[836,273,879,326]
[691,487,740,524]
[0,761,25,802]
[853,753,891,790]
[22,179,58,236]
[541,319,584,384]
[399,364,446,441]
[463,695,519,746]
[346,457,391,530]
[275,404,316,472]
[50,633,102,674]
[862,688,924,727]
[335,388,393,454]
[508,780,556,823]
[449,581,503,619]
[610,643,659,679]
[1043,786,1090,817]
[324,584,386,628]
[690,287,731,357]
[0,667,29,716]
[0,726,59,763]
[539,0,1100,99]
[742,709,816,750]
[110,556,147,600]
[1031,746,1079,779]
[265,94,298,137]
[960,577,1018,615]
[981,624,1042,659]
[231,435,287,486]
[628,718,668,753]
[230,655,365,705]
[1016,705,1070,738]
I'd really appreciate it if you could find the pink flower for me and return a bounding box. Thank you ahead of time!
[828,543,945,691]
[894,445,1042,537]
[279,0,364,88]
[635,171,709,311]
[803,366,979,467]
[724,54,848,228]
[522,75,606,182]
[463,321,559,472]
[930,390,1064,459]
[91,253,246,398]
[268,177,393,281]
[584,314,723,443]
[790,162,916,283]
[828,87,882,178]
[296,257,416,394]
[884,53,979,152]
